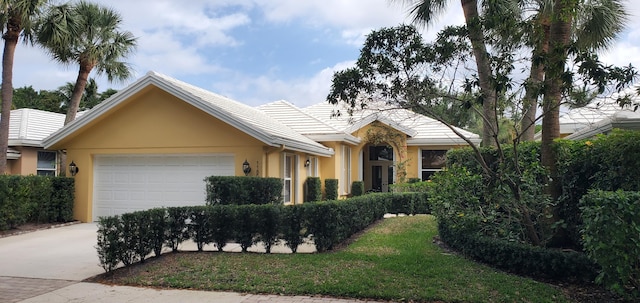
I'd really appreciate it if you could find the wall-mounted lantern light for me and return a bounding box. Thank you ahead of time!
[242,159,251,176]
[69,161,79,176]
[304,159,311,167]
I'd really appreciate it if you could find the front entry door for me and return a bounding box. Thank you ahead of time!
[371,164,394,192]
[368,145,394,192]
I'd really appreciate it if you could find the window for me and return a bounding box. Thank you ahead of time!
[37,151,57,176]
[341,146,351,194]
[369,145,393,161]
[420,150,446,180]
[283,154,293,203]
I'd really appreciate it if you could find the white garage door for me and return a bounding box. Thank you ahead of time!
[93,154,235,221]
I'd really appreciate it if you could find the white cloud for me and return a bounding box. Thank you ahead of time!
[213,60,356,107]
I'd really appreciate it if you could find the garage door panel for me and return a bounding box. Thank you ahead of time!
[93,154,234,221]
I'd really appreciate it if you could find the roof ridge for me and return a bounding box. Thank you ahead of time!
[262,100,345,133]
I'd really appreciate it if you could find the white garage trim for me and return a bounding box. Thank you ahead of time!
[93,154,234,221]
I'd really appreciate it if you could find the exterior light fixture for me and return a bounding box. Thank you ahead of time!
[304,159,310,167]
[69,161,79,176]
[242,159,251,176]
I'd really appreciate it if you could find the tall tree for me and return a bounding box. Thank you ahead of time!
[519,0,629,141]
[0,0,47,173]
[36,1,136,125]
[395,0,519,146]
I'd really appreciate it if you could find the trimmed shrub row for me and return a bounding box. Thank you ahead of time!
[437,221,598,282]
[0,175,74,230]
[205,176,283,205]
[96,192,430,272]
[581,190,640,299]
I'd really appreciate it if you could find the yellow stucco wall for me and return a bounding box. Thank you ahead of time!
[50,86,286,222]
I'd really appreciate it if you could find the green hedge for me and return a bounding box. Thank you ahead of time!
[95,192,430,271]
[351,181,364,197]
[205,176,283,205]
[437,221,598,282]
[581,190,640,299]
[304,177,322,202]
[0,175,74,230]
[325,179,338,200]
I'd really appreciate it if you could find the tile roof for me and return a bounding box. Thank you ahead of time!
[257,100,360,144]
[8,108,65,147]
[303,102,480,145]
[44,71,334,157]
[559,83,640,134]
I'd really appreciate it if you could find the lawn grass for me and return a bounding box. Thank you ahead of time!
[99,215,569,302]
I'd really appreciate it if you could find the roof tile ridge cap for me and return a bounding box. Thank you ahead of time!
[18,108,29,139]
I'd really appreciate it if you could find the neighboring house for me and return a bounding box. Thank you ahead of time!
[552,83,640,139]
[7,108,65,176]
[43,71,479,222]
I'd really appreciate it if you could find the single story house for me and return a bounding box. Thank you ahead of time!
[7,108,65,176]
[556,83,640,139]
[43,71,479,222]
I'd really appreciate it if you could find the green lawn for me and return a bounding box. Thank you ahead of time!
[100,215,569,302]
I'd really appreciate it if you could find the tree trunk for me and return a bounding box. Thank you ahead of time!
[0,18,21,174]
[541,0,573,200]
[520,18,550,141]
[461,0,497,147]
[65,63,92,125]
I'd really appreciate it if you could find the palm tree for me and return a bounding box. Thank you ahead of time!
[0,0,47,173]
[36,1,136,125]
[394,0,520,147]
[519,0,628,141]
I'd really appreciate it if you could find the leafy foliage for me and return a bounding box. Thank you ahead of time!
[324,179,339,200]
[0,176,74,230]
[438,221,598,282]
[303,177,322,202]
[95,192,430,271]
[205,176,283,205]
[581,190,640,299]
[351,181,364,197]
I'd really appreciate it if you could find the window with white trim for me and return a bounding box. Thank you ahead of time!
[420,149,446,180]
[341,146,351,194]
[283,154,294,203]
[37,151,57,176]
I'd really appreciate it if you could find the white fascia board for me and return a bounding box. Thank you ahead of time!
[273,137,334,157]
[565,118,613,140]
[304,133,361,145]
[8,139,43,147]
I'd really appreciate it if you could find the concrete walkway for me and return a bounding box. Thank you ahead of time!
[0,223,388,303]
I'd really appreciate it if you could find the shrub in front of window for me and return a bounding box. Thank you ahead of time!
[324,179,339,200]
[351,181,364,197]
[304,177,322,202]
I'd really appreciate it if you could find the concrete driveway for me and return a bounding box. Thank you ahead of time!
[0,223,384,303]
[0,223,103,281]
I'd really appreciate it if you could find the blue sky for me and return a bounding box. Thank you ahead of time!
[13,0,640,108]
